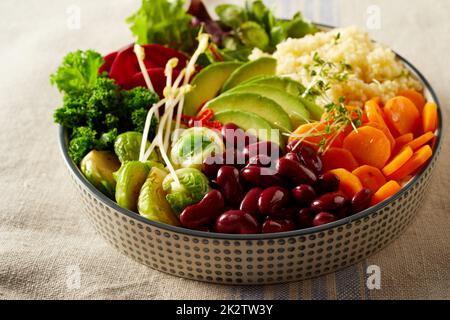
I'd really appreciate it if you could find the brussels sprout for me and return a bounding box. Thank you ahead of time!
[170,127,224,170]
[80,150,121,199]
[114,161,151,212]
[114,131,159,163]
[215,4,246,29]
[162,168,211,215]
[238,21,269,51]
[138,167,180,226]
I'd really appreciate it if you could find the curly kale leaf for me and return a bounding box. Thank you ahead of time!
[52,50,160,164]
[68,127,98,164]
[50,50,104,96]
[122,87,159,136]
[96,128,118,150]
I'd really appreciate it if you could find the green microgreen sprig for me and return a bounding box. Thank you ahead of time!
[289,52,362,154]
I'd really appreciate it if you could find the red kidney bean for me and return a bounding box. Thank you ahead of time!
[276,157,317,186]
[210,180,221,190]
[285,152,301,163]
[271,206,299,220]
[262,219,296,233]
[246,154,273,168]
[240,188,263,217]
[258,186,290,216]
[297,208,315,228]
[297,145,323,174]
[316,172,340,195]
[217,166,244,208]
[292,185,317,207]
[180,190,225,229]
[243,141,281,160]
[222,123,256,150]
[214,210,260,234]
[312,212,337,227]
[311,192,349,213]
[223,149,246,168]
[240,166,283,188]
[202,154,224,178]
[334,206,349,219]
[350,188,373,214]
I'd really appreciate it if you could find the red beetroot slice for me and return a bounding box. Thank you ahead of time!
[122,68,180,98]
[109,44,188,87]
[99,51,118,74]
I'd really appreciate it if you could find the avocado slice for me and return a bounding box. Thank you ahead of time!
[239,76,324,120]
[138,167,180,226]
[297,96,324,121]
[213,110,284,147]
[241,75,305,96]
[184,62,243,116]
[202,93,292,133]
[221,57,277,92]
[225,84,311,128]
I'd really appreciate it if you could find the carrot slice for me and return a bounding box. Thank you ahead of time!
[422,102,438,134]
[343,126,391,169]
[382,146,414,177]
[398,90,426,113]
[365,98,389,128]
[392,133,413,155]
[289,123,327,147]
[352,165,386,193]
[365,122,396,151]
[329,168,363,198]
[322,148,359,172]
[290,123,344,149]
[406,132,435,151]
[387,145,433,181]
[384,96,421,136]
[370,180,402,206]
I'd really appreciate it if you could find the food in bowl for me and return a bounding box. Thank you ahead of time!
[52,0,439,236]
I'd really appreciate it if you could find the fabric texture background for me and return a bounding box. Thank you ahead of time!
[0,0,449,300]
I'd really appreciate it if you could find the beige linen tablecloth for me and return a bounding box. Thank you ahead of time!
[0,0,449,300]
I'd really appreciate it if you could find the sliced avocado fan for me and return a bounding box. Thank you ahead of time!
[221,57,277,92]
[201,92,292,133]
[184,62,243,116]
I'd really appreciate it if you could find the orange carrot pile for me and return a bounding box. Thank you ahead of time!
[295,90,438,206]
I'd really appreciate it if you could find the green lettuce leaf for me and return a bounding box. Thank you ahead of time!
[126,0,196,52]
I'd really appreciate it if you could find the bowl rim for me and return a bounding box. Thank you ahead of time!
[58,30,444,241]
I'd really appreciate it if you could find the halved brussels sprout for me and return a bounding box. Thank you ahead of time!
[170,127,224,170]
[80,150,121,199]
[238,21,270,51]
[162,168,211,216]
[114,131,160,163]
[138,167,180,226]
[114,161,151,212]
